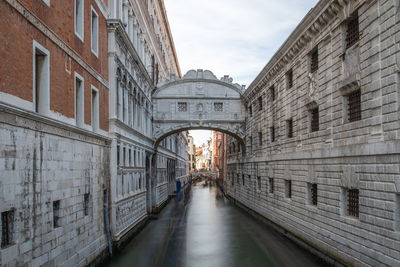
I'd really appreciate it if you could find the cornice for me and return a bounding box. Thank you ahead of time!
[245,0,356,99]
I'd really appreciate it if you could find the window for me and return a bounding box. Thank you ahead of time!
[91,7,99,56]
[1,210,14,248]
[308,183,318,206]
[269,178,274,194]
[347,90,361,122]
[269,85,275,102]
[74,0,84,41]
[33,41,50,115]
[347,189,359,217]
[214,103,223,112]
[285,180,292,198]
[91,87,99,131]
[286,69,293,89]
[242,174,245,186]
[123,147,126,166]
[237,174,240,184]
[258,96,262,111]
[53,200,61,228]
[286,119,293,138]
[249,105,253,117]
[84,193,90,216]
[310,107,319,132]
[346,12,359,49]
[75,73,84,127]
[249,136,252,151]
[258,132,263,147]
[117,145,120,165]
[310,48,318,73]
[128,149,132,166]
[178,102,187,112]
[395,194,400,231]
[270,126,275,142]
[257,177,261,190]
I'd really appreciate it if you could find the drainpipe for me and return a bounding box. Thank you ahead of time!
[104,190,113,255]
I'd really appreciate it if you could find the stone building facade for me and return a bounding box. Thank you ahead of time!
[226,0,400,265]
[106,0,187,243]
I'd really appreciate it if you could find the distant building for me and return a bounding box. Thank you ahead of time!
[211,131,224,171]
[187,135,195,171]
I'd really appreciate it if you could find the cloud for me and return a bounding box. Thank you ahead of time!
[164,0,318,86]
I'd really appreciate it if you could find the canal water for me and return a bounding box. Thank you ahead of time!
[104,182,326,267]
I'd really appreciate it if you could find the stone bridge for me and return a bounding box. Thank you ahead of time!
[191,170,219,180]
[152,70,246,147]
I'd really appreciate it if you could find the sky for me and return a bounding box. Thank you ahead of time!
[164,0,318,87]
[164,0,318,146]
[189,130,212,146]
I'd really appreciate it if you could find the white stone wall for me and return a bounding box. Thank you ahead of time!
[0,105,110,267]
[227,0,400,266]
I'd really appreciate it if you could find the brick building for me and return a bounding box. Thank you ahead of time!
[0,0,110,266]
[0,0,188,266]
[226,0,400,265]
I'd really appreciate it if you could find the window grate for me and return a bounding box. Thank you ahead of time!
[214,103,223,112]
[311,107,319,132]
[286,180,292,198]
[1,210,14,248]
[269,85,275,101]
[348,90,361,122]
[287,69,293,89]
[310,48,318,73]
[348,189,359,217]
[346,14,359,49]
[270,127,275,142]
[287,119,293,138]
[311,183,318,206]
[53,200,61,228]
[269,178,274,193]
[178,102,187,112]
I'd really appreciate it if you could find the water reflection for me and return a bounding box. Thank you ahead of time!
[105,182,325,267]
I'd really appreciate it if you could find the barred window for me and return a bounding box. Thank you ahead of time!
[178,102,187,112]
[310,48,318,73]
[249,136,253,151]
[270,126,275,142]
[269,178,274,193]
[242,174,245,186]
[287,119,293,138]
[346,12,359,49]
[258,132,263,147]
[310,107,319,132]
[258,96,263,111]
[1,210,14,248]
[269,85,275,102]
[348,90,361,122]
[214,102,223,112]
[309,183,318,206]
[249,105,253,117]
[53,200,61,228]
[117,145,120,166]
[257,177,261,190]
[286,69,293,89]
[348,189,359,217]
[285,180,292,198]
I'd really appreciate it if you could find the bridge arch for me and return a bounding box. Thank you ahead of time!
[152,69,246,147]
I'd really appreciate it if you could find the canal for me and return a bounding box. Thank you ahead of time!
[104,182,326,267]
